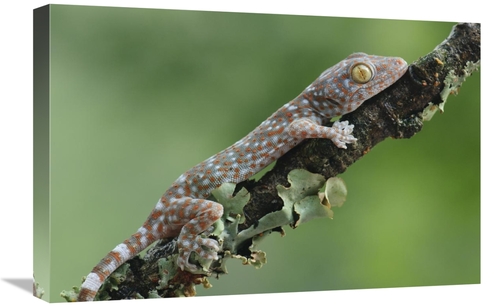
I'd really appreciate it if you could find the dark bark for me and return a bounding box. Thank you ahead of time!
[103,22,480,300]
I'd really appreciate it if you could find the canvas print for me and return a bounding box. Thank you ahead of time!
[33,4,480,303]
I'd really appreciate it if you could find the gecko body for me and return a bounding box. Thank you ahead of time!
[77,53,407,301]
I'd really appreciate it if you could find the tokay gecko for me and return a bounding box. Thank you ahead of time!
[77,53,408,301]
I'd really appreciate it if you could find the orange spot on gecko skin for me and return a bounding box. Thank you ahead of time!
[99,271,109,281]
[267,126,285,137]
[111,251,122,263]
[157,223,164,234]
[198,221,208,229]
[78,289,97,300]
[146,233,155,242]
[151,210,162,220]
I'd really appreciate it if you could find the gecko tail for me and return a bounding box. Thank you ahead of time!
[77,226,159,301]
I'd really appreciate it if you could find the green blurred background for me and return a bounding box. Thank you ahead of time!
[34,5,480,302]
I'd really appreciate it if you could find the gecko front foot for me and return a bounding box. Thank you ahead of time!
[331,120,357,149]
[287,118,357,149]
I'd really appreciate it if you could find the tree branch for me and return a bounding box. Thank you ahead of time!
[240,22,480,234]
[81,22,480,301]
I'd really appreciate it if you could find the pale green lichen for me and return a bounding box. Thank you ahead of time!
[321,177,348,208]
[231,251,267,269]
[422,102,442,121]
[156,256,176,290]
[94,263,130,300]
[423,60,480,121]
[212,170,339,273]
[211,183,253,261]
[201,276,212,289]
[60,286,79,302]
[217,169,343,273]
[212,182,249,225]
[147,290,161,298]
[235,169,331,244]
[33,278,45,299]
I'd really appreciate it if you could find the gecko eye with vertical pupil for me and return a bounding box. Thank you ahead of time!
[350,63,373,84]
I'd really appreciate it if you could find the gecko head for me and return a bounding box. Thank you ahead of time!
[306,53,408,114]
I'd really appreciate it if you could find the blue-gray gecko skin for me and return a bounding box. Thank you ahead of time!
[78,53,408,301]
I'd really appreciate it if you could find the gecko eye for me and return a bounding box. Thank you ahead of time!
[350,63,373,84]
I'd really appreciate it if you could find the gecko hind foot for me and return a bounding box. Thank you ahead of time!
[177,236,220,272]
